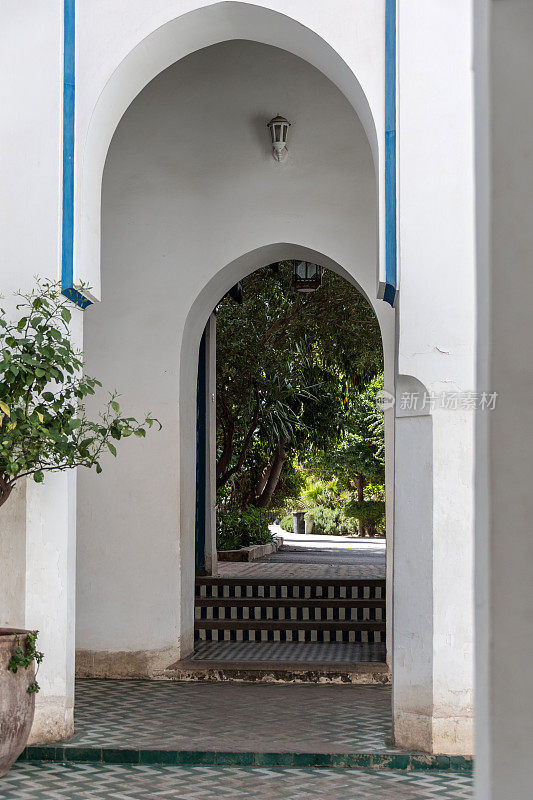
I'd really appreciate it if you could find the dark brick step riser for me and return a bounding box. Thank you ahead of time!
[195,629,386,643]
[197,578,386,586]
[195,608,385,622]
[196,598,385,608]
[197,586,385,600]
[196,619,385,631]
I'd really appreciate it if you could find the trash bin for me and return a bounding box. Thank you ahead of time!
[305,513,314,535]
[292,511,305,535]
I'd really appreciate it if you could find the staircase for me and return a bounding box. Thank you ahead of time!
[195,576,386,644]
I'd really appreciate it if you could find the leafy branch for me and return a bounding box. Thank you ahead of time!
[7,630,44,693]
[0,278,161,508]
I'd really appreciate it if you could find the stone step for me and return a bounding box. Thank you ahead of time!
[195,601,385,622]
[195,597,385,607]
[195,619,386,643]
[166,660,391,684]
[196,577,385,600]
[195,577,387,642]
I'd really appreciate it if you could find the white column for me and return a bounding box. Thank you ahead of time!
[393,0,477,754]
[0,1,72,743]
[474,2,533,797]
[0,484,27,629]
[25,471,76,744]
[393,402,475,754]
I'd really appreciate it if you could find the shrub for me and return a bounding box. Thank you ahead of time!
[344,499,385,536]
[217,506,274,551]
[279,513,294,532]
[306,506,358,536]
[279,507,358,536]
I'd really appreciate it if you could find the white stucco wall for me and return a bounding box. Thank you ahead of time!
[76,39,394,671]
[74,0,387,300]
[0,0,480,758]
[0,2,77,741]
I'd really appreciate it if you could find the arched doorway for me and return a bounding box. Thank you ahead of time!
[76,37,391,671]
[191,259,390,668]
[74,17,474,755]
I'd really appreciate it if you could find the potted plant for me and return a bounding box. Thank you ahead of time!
[0,279,159,772]
[0,630,42,776]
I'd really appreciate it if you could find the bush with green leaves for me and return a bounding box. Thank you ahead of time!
[217,506,274,551]
[280,506,358,537]
[279,513,294,532]
[0,279,160,509]
[344,499,385,536]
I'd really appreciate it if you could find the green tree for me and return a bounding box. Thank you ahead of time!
[308,373,385,533]
[0,280,159,509]
[216,263,383,509]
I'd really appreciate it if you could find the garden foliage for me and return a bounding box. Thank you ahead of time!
[0,280,159,509]
[217,506,274,551]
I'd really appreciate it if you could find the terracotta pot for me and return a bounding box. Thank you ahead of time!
[0,629,36,777]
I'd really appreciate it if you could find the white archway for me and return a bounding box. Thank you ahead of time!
[177,243,395,653]
[76,35,391,677]
[74,13,475,756]
[75,1,387,301]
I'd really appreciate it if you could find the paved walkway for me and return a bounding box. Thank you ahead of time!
[190,641,386,663]
[218,529,386,579]
[11,681,472,799]
[52,680,393,752]
[1,762,473,799]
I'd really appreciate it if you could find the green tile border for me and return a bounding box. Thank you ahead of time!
[216,752,254,766]
[255,752,294,766]
[19,746,473,772]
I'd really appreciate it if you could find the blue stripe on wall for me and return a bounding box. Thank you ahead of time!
[384,0,397,306]
[61,0,91,309]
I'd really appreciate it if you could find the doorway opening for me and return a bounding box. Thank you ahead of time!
[192,260,387,679]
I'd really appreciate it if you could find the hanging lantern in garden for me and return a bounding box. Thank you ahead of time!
[292,261,323,292]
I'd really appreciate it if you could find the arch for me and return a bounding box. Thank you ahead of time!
[177,242,394,652]
[74,1,386,302]
[75,37,393,669]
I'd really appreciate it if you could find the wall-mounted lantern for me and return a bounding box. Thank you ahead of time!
[267,114,291,163]
[292,261,323,292]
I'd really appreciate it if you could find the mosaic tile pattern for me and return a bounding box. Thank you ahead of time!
[195,600,386,620]
[190,640,387,663]
[196,626,385,643]
[195,579,386,642]
[197,580,386,599]
[58,680,393,753]
[1,762,473,799]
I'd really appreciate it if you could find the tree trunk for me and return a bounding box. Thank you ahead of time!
[355,473,366,536]
[255,441,288,508]
[254,461,273,499]
[216,419,235,487]
[0,475,13,509]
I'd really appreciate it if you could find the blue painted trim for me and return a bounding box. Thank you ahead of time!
[384,0,397,306]
[61,0,91,308]
[195,327,208,575]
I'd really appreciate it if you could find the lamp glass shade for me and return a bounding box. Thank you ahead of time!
[292,262,322,292]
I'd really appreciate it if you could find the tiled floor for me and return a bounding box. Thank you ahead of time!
[218,537,386,579]
[190,640,387,663]
[218,559,385,579]
[60,680,392,753]
[0,762,473,799]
